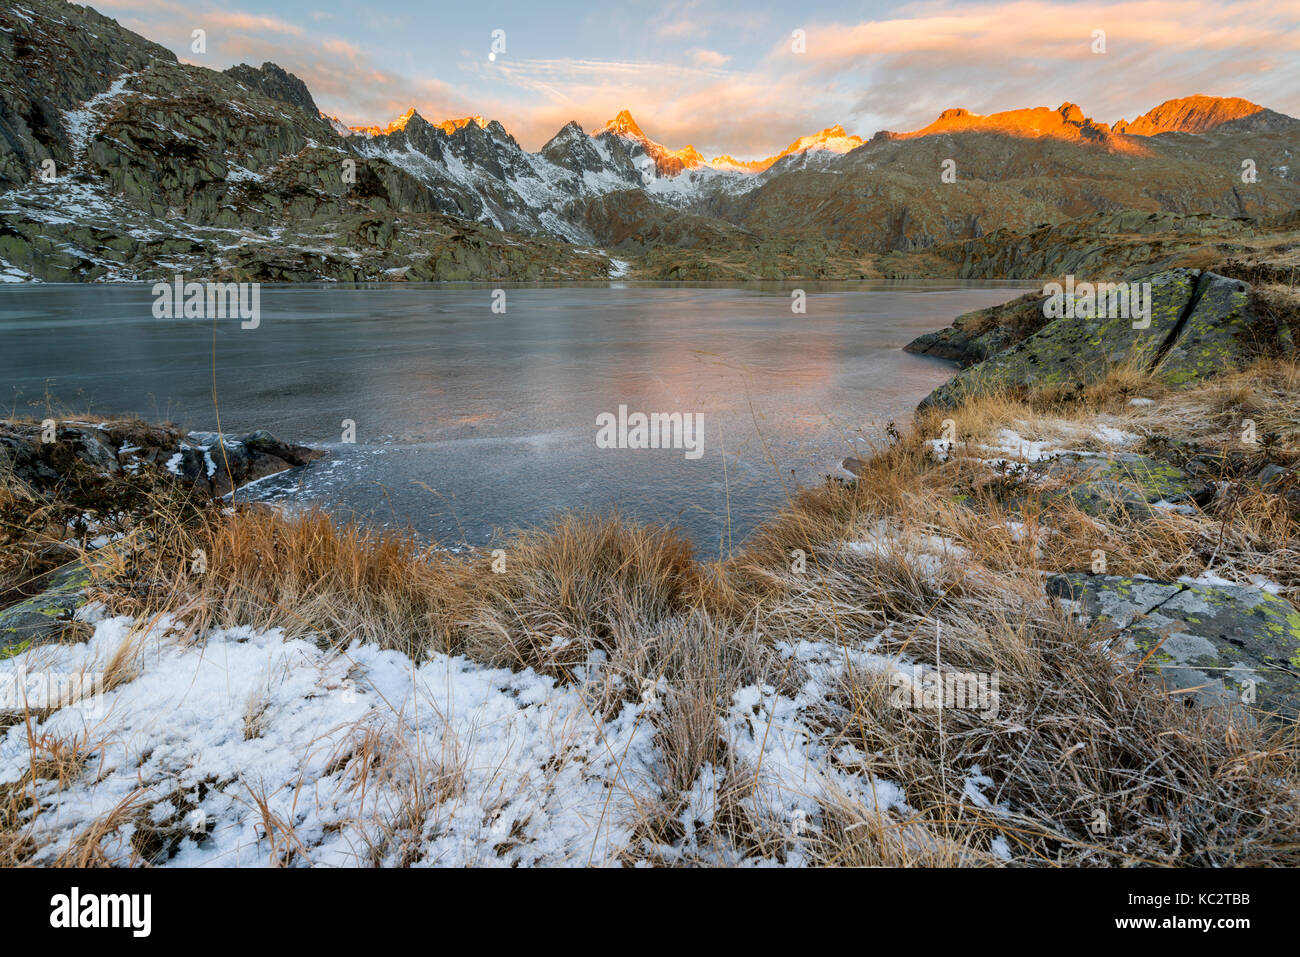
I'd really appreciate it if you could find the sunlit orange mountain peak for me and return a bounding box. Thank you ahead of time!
[1113,95,1264,135]
[599,109,647,139]
[879,101,1146,154]
[436,115,488,135]
[346,109,487,138]
[710,125,865,173]
[593,109,708,176]
[346,107,420,136]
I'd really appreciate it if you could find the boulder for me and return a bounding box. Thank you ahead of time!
[0,562,94,657]
[1154,273,1257,385]
[182,430,326,496]
[1048,573,1300,721]
[915,270,1289,411]
[0,420,326,499]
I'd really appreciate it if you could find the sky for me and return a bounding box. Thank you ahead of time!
[91,0,1300,156]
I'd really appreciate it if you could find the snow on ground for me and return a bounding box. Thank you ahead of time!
[0,260,37,282]
[0,605,915,866]
[927,420,1141,466]
[846,519,970,585]
[0,611,657,866]
[1091,423,1140,446]
[61,72,139,159]
[1178,570,1285,595]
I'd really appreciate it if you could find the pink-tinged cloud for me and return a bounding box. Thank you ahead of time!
[205,11,303,35]
[688,48,732,67]
[75,0,1300,158]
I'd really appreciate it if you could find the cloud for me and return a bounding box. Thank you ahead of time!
[688,48,732,67]
[80,0,1300,159]
[204,12,303,35]
[764,0,1300,133]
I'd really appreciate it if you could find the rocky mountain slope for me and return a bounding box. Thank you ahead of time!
[2,0,1298,282]
[0,0,609,281]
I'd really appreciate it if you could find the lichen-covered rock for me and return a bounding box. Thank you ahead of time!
[1046,452,1209,501]
[1041,478,1158,521]
[0,562,93,656]
[1048,573,1300,721]
[918,269,1201,409]
[916,269,1291,411]
[1153,272,1256,385]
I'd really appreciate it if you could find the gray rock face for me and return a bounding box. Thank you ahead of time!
[0,0,176,187]
[1048,573,1300,721]
[223,62,321,118]
[915,270,1291,410]
[541,121,620,179]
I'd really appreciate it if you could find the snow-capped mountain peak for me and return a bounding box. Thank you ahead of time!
[599,109,646,139]
[709,124,864,172]
[593,109,707,176]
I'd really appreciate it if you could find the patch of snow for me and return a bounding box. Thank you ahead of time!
[61,72,138,159]
[846,519,969,585]
[1092,424,1139,445]
[0,617,659,867]
[225,165,263,184]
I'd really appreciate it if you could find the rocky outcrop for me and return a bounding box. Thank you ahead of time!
[914,269,1293,410]
[223,62,321,118]
[0,419,327,652]
[1048,573,1300,722]
[904,290,1048,365]
[0,420,325,500]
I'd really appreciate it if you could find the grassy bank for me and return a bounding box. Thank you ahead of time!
[1,359,1298,866]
